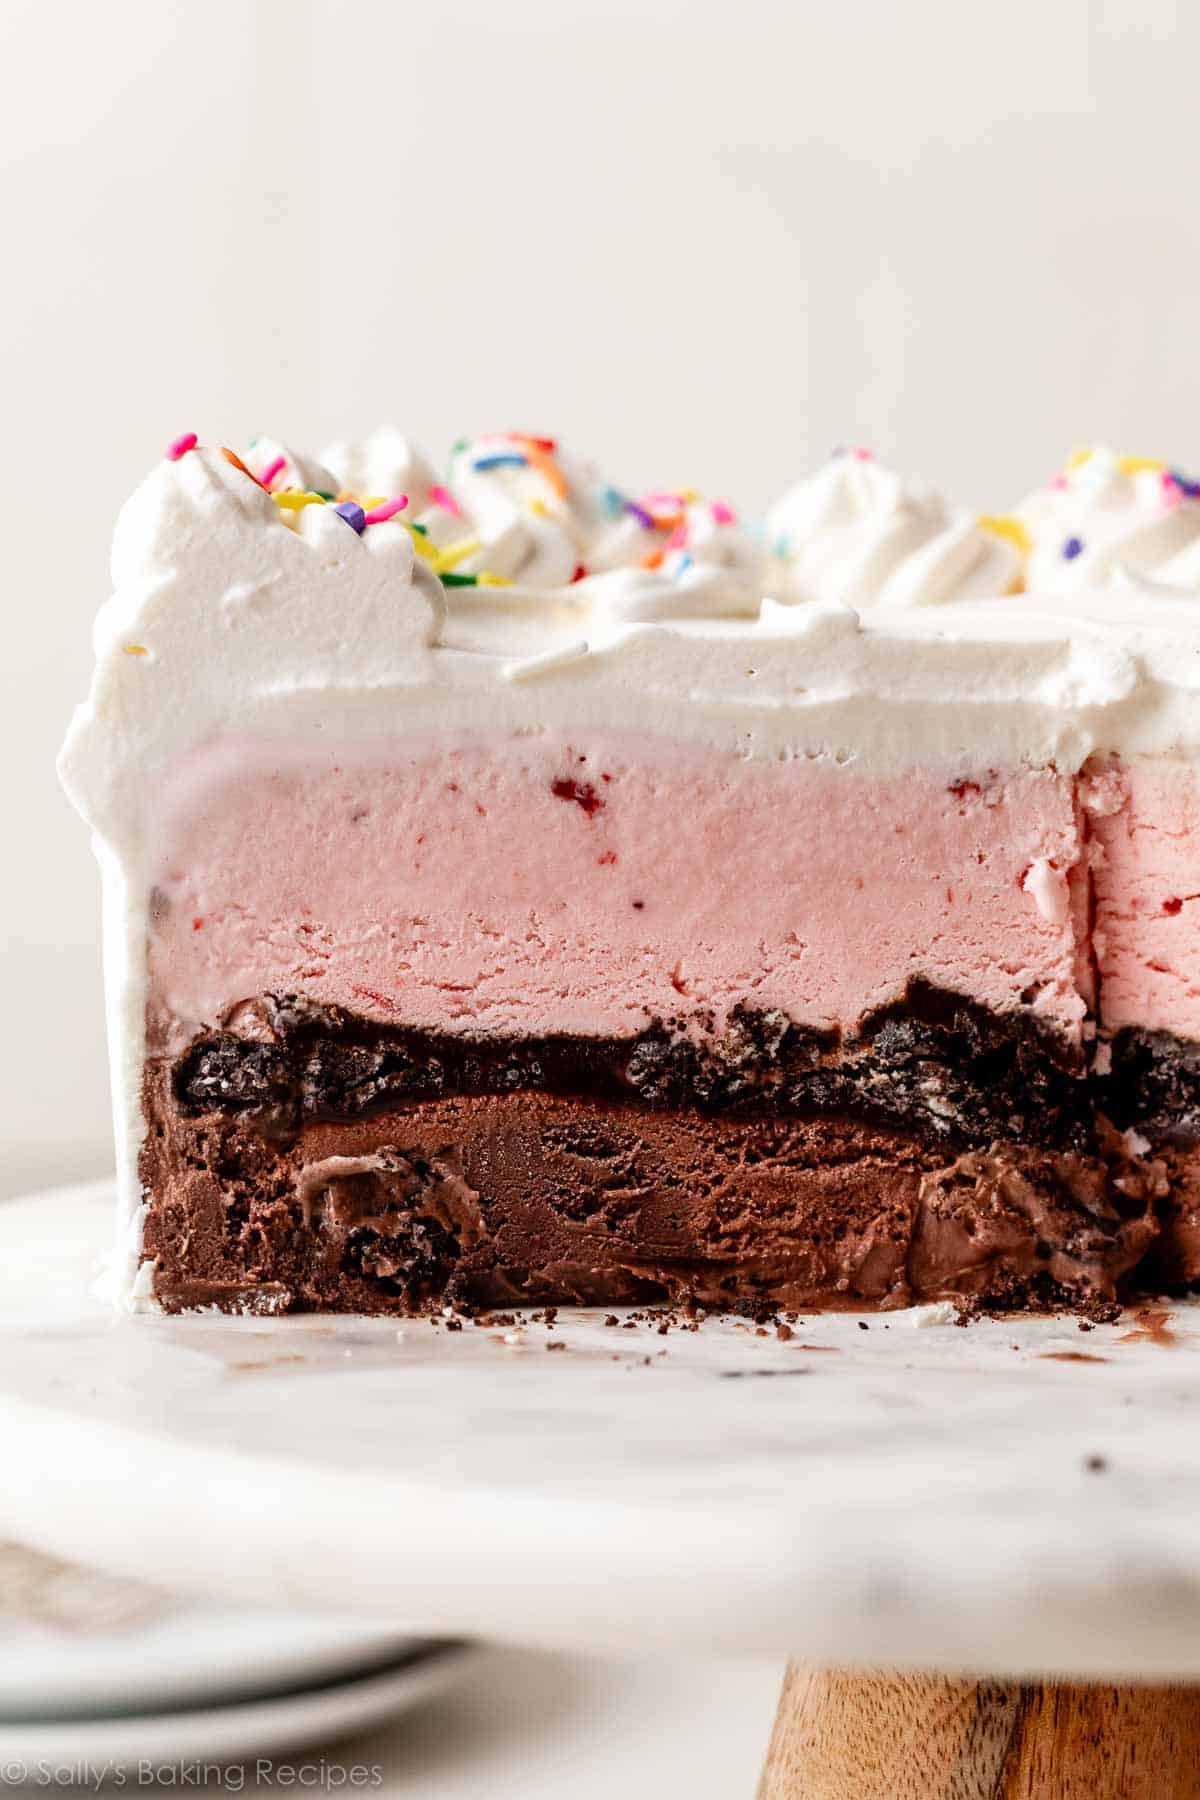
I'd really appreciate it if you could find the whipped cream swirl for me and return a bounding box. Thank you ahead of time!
[766,450,1023,609]
[316,429,770,621]
[1018,447,1200,596]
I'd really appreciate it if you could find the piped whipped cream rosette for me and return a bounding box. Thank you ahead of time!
[327,429,771,621]
[766,448,1025,609]
[415,432,591,589]
[321,425,438,517]
[1018,447,1200,596]
[224,428,764,644]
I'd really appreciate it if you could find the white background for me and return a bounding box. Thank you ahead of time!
[2,0,1199,1182]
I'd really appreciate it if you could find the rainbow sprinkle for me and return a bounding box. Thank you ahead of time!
[625,500,656,530]
[436,567,513,590]
[710,499,736,526]
[520,440,569,499]
[363,496,409,525]
[1118,454,1165,476]
[333,500,367,534]
[273,491,325,511]
[435,536,483,573]
[428,483,463,517]
[1062,535,1085,561]
[473,452,528,472]
[258,454,287,491]
[166,431,198,461]
[978,514,1033,555]
[221,447,256,480]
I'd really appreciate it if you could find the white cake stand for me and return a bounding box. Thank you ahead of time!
[5,1179,1200,1796]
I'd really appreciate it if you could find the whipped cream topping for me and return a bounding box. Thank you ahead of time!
[765,450,1024,609]
[1019,447,1200,596]
[85,445,445,835]
[63,429,1200,845]
[71,428,1200,851]
[62,426,1200,855]
[129,427,1200,636]
[325,429,766,620]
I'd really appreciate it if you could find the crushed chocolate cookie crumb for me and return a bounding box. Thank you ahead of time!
[146,983,1186,1321]
[170,980,1094,1153]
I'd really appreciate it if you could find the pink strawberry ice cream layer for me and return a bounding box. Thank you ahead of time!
[147,730,1094,1048]
[1084,758,1200,1040]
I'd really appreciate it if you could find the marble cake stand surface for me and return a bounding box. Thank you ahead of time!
[2,1179,1200,1682]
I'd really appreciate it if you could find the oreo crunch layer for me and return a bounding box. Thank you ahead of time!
[171,981,1091,1155]
[135,986,1200,1317]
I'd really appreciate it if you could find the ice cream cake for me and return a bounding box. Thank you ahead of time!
[59,433,1200,1315]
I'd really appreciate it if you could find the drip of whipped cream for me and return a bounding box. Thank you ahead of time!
[1019,448,1200,595]
[766,451,1022,608]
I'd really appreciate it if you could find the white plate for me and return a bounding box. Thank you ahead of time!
[6,1181,1200,1680]
[0,1643,472,1772]
[0,1539,435,1719]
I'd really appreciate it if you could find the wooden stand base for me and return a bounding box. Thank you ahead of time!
[759,1665,1200,1798]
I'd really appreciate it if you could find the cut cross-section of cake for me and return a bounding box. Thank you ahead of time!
[58,433,1200,1316]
